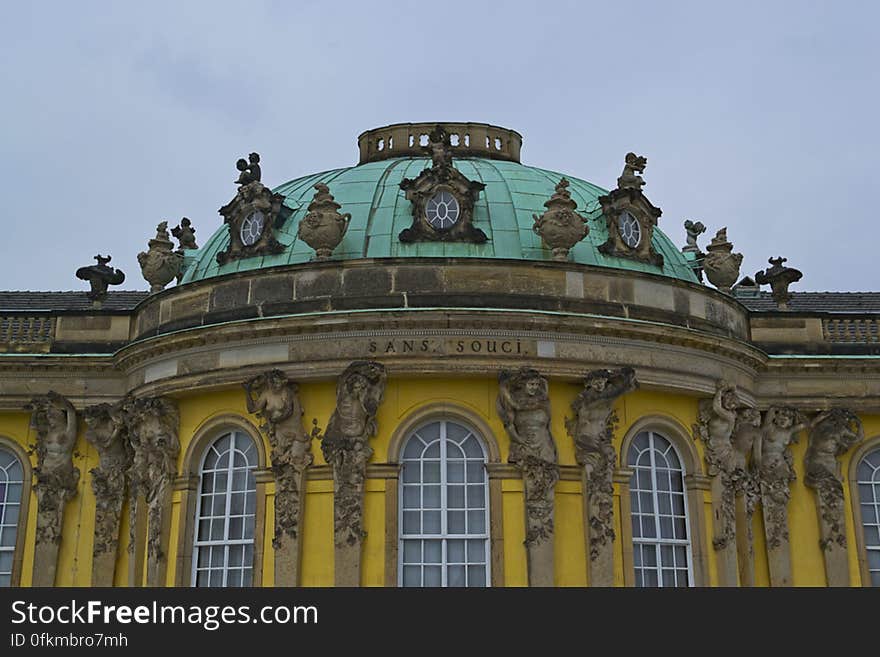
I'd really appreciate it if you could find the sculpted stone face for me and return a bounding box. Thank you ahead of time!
[525,377,543,397]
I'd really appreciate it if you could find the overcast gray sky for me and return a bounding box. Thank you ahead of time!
[1,0,876,292]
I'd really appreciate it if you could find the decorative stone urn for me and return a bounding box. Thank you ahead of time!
[297,183,351,260]
[702,227,743,295]
[532,179,589,261]
[137,221,184,293]
[755,257,803,310]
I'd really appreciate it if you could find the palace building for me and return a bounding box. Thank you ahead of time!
[1,121,878,588]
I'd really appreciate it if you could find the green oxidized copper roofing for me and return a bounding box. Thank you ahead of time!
[180,157,698,284]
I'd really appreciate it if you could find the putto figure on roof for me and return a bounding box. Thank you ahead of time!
[235,152,262,186]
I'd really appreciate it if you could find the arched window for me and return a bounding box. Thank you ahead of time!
[399,420,490,587]
[191,431,257,587]
[856,447,880,587]
[627,430,694,587]
[0,447,24,588]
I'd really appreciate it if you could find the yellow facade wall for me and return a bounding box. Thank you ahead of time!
[0,380,877,587]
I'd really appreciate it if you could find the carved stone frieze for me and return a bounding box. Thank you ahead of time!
[565,368,637,562]
[26,391,80,547]
[398,125,487,244]
[497,368,558,548]
[217,153,287,265]
[702,228,743,295]
[243,369,313,546]
[532,178,589,261]
[297,183,351,260]
[83,402,131,558]
[319,361,387,551]
[805,408,863,551]
[597,153,663,266]
[138,222,184,293]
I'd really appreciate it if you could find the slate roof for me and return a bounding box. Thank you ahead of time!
[0,291,149,312]
[737,291,880,314]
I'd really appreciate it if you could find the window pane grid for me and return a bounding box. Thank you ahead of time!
[857,448,880,586]
[399,421,489,587]
[192,432,257,587]
[627,431,693,587]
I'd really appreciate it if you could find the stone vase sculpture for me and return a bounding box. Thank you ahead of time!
[138,222,183,293]
[297,183,351,260]
[755,257,803,310]
[702,228,743,295]
[532,178,589,261]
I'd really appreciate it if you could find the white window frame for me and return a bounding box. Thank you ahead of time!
[856,447,880,587]
[398,419,491,587]
[190,430,257,587]
[0,447,24,587]
[627,430,694,587]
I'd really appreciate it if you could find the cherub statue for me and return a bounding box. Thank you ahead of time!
[171,217,198,250]
[235,152,262,185]
[683,219,706,253]
[424,125,453,169]
[617,152,647,190]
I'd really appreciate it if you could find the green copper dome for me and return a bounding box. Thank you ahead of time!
[181,156,698,284]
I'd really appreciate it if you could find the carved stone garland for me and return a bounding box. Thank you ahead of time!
[497,368,559,586]
[398,124,487,244]
[319,361,387,586]
[83,401,131,586]
[805,408,863,586]
[597,153,664,267]
[243,369,313,586]
[124,396,179,587]
[564,368,637,586]
[26,391,80,587]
